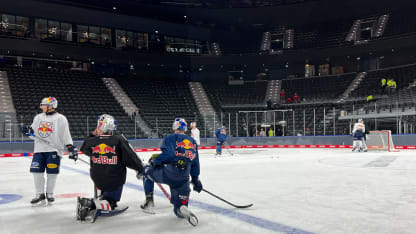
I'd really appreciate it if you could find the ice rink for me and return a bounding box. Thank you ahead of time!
[1,148,416,234]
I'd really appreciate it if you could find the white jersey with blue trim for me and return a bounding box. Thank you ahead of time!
[352,123,365,134]
[31,112,73,156]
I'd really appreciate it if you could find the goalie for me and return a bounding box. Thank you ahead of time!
[352,119,367,152]
[77,114,144,222]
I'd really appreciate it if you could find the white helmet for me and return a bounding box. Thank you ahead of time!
[172,118,187,132]
[97,114,117,132]
[358,118,364,123]
[190,122,196,128]
[40,97,58,109]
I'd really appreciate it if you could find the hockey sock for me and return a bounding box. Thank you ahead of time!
[46,173,58,194]
[33,173,45,194]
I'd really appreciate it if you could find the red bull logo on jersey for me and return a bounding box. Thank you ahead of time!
[91,144,116,155]
[91,155,118,165]
[38,122,53,138]
[176,139,196,150]
[175,139,196,160]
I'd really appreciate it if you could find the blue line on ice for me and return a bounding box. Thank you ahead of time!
[62,165,314,234]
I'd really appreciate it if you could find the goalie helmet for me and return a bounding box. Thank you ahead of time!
[97,114,117,132]
[172,118,187,132]
[40,97,58,109]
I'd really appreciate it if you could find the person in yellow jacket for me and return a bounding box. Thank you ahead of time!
[381,78,387,94]
[381,78,386,87]
[386,79,393,87]
[268,128,274,137]
[386,79,394,94]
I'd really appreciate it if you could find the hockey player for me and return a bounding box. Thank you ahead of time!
[215,126,227,155]
[190,122,200,145]
[141,118,202,226]
[77,114,144,222]
[352,119,368,152]
[352,129,364,152]
[22,97,78,205]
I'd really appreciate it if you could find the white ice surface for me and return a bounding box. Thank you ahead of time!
[1,148,416,234]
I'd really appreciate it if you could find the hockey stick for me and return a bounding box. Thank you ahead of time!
[156,182,171,200]
[202,188,253,208]
[29,132,98,198]
[28,132,89,165]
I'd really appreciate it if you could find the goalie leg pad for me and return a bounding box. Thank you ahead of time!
[101,186,123,210]
[93,199,112,211]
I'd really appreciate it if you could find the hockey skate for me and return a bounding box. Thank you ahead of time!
[46,193,55,203]
[31,193,46,206]
[179,205,198,226]
[140,193,155,214]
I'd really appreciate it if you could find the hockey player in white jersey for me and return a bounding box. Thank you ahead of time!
[352,119,368,152]
[190,122,200,145]
[22,97,78,205]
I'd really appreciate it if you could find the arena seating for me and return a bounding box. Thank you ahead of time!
[5,67,142,139]
[281,73,356,102]
[203,81,268,107]
[117,76,204,137]
[294,19,353,49]
[349,64,416,98]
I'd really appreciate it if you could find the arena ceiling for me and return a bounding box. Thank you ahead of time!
[37,0,414,30]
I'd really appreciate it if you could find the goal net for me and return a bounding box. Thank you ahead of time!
[366,130,399,152]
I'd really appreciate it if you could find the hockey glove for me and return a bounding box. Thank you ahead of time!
[191,178,203,193]
[67,145,78,161]
[136,171,143,180]
[148,153,160,166]
[22,125,34,136]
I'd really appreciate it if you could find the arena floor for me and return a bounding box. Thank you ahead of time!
[0,148,415,234]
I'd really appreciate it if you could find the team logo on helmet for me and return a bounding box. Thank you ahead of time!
[97,114,117,132]
[40,97,58,108]
[37,122,53,138]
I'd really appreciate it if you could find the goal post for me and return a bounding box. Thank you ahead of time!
[366,130,399,152]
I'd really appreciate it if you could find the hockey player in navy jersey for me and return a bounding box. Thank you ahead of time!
[215,126,227,155]
[141,118,202,226]
[77,114,144,222]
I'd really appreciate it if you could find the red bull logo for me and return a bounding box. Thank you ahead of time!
[176,139,196,150]
[91,155,118,165]
[38,122,53,138]
[91,143,116,155]
[175,139,196,160]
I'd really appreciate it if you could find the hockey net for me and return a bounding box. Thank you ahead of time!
[366,130,399,152]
